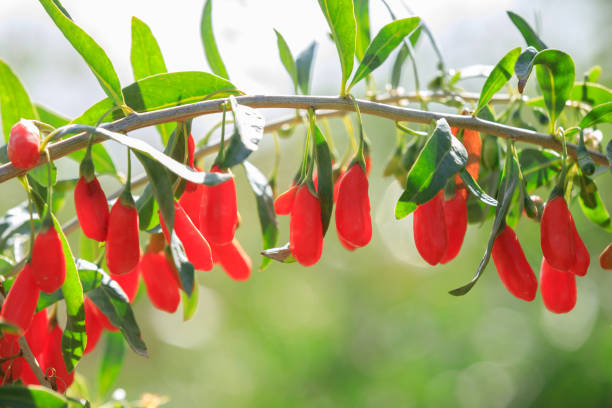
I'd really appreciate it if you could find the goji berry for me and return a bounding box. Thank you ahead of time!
[289,184,323,266]
[540,195,575,271]
[200,165,237,245]
[274,184,297,215]
[179,181,206,228]
[111,265,140,303]
[335,162,372,248]
[568,217,589,277]
[333,168,345,203]
[491,225,537,301]
[413,192,448,265]
[7,119,40,170]
[338,233,357,251]
[211,238,252,281]
[1,264,40,332]
[159,202,213,271]
[40,323,74,393]
[140,249,180,313]
[0,334,22,384]
[74,175,109,242]
[30,223,66,293]
[106,194,140,275]
[540,258,577,314]
[440,189,467,264]
[601,243,612,270]
[84,298,104,354]
[20,310,49,385]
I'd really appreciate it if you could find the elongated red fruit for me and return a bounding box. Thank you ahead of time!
[106,194,140,275]
[8,119,40,169]
[338,233,357,251]
[335,163,372,248]
[200,165,238,245]
[440,189,468,264]
[540,258,577,314]
[289,185,323,266]
[0,334,22,384]
[140,251,180,313]
[568,217,589,277]
[541,196,575,271]
[492,225,537,301]
[1,264,41,332]
[74,176,109,241]
[20,310,49,385]
[211,238,252,281]
[160,202,213,271]
[84,298,104,354]
[40,324,74,393]
[179,175,206,228]
[333,168,345,203]
[413,192,448,265]
[601,243,612,270]
[31,223,66,293]
[111,265,140,303]
[274,184,297,215]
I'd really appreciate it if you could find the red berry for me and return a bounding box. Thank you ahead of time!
[333,168,345,203]
[491,225,538,301]
[274,184,298,215]
[440,189,468,264]
[289,185,323,266]
[338,233,357,251]
[413,192,448,265]
[74,176,109,241]
[200,165,238,245]
[159,202,213,271]
[335,163,372,248]
[83,298,104,354]
[211,239,252,281]
[26,309,49,356]
[40,324,74,393]
[540,258,577,314]
[179,171,206,229]
[8,119,40,170]
[140,250,180,313]
[106,195,140,275]
[111,265,140,303]
[0,334,22,384]
[540,196,575,271]
[31,224,66,293]
[568,217,589,277]
[1,264,41,332]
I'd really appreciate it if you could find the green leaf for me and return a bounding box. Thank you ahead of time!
[296,42,318,95]
[570,82,612,106]
[134,152,174,232]
[533,49,575,126]
[73,71,237,125]
[0,385,70,408]
[514,46,538,93]
[317,0,356,95]
[39,0,123,106]
[391,44,410,89]
[450,148,519,296]
[0,58,37,142]
[577,175,612,232]
[348,17,421,90]
[313,125,334,235]
[586,65,602,83]
[261,243,296,264]
[353,0,370,61]
[51,213,85,373]
[221,96,265,168]
[579,101,612,129]
[274,29,298,92]
[243,161,278,271]
[34,104,68,127]
[458,168,498,206]
[136,185,159,231]
[0,204,40,254]
[518,148,561,191]
[576,130,595,175]
[168,232,195,296]
[395,119,468,219]
[607,140,612,175]
[30,161,57,189]
[182,279,199,321]
[97,331,125,398]
[474,47,520,114]
[506,11,547,51]
[200,0,229,79]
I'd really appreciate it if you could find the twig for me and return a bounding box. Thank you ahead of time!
[18,336,53,389]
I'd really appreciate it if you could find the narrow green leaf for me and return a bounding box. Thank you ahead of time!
[136,185,159,231]
[586,65,602,83]
[579,101,612,129]
[97,331,125,398]
[134,152,174,233]
[29,162,57,189]
[570,82,612,106]
[317,0,356,95]
[39,0,123,105]
[395,119,468,219]
[514,46,538,93]
[474,47,520,114]
[391,44,409,89]
[353,0,370,61]
[349,17,421,90]
[182,279,199,321]
[261,242,296,264]
[200,0,229,79]
[534,49,575,126]
[313,125,334,235]
[506,11,547,51]
[34,104,68,127]
[577,175,612,232]
[168,232,195,296]
[51,213,85,373]
[458,168,498,206]
[274,29,298,92]
[78,232,100,263]
[73,71,237,125]
[518,148,561,191]
[243,161,278,271]
[0,58,37,142]
[296,42,318,95]
[221,96,265,168]
[0,204,40,254]
[0,385,69,408]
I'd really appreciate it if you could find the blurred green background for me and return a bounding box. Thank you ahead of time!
[2,0,612,406]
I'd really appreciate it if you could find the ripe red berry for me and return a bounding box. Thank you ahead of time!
[461,128,482,182]
[0,334,22,384]
[333,168,345,203]
[106,195,140,275]
[491,225,537,301]
[211,239,252,281]
[40,324,74,393]
[111,265,140,303]
[568,217,589,277]
[540,258,577,314]
[413,192,448,266]
[159,202,213,271]
[74,176,109,241]
[84,298,104,354]
[8,119,40,170]
[338,233,357,251]
[1,264,41,332]
[140,248,180,313]
[31,223,66,293]
[335,163,372,248]
[200,165,238,245]
[440,189,468,264]
[179,170,206,228]
[289,184,323,266]
[541,196,575,271]
[19,309,49,385]
[274,184,297,215]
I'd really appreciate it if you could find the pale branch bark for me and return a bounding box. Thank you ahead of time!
[18,336,53,389]
[0,94,608,184]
